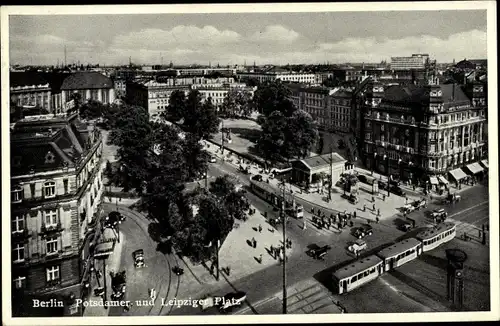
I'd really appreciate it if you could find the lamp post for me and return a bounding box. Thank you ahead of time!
[372,152,377,175]
[384,155,390,197]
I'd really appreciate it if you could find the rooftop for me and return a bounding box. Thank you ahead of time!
[376,238,422,259]
[299,152,346,170]
[415,222,456,241]
[61,71,113,90]
[333,255,383,280]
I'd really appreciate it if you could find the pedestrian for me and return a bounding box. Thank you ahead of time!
[311,207,315,215]
[258,224,262,233]
[270,245,275,258]
[226,266,231,276]
[349,220,354,227]
[377,208,380,216]
[372,203,376,211]
[372,196,375,202]
[259,254,263,264]
[376,216,380,224]
[353,211,357,219]
[363,204,366,212]
[252,237,256,248]
[383,194,386,201]
[338,222,342,229]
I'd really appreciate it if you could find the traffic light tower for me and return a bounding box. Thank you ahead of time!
[445,249,468,310]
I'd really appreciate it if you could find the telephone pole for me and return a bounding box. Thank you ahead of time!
[280,180,287,314]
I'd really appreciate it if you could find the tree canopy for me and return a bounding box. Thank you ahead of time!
[220,88,253,118]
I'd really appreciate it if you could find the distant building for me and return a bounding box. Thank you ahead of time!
[10,112,105,316]
[61,72,116,106]
[193,84,257,110]
[390,54,430,71]
[10,72,52,112]
[237,68,317,84]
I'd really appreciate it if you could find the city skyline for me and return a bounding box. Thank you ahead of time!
[8,8,487,66]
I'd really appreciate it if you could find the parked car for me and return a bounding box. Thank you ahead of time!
[391,186,405,196]
[445,193,461,204]
[111,271,127,300]
[412,199,427,210]
[218,291,247,313]
[104,211,124,228]
[353,224,373,239]
[209,156,217,163]
[251,174,263,182]
[402,204,415,214]
[431,208,448,220]
[348,239,367,253]
[399,222,413,232]
[133,249,145,268]
[308,245,332,260]
[348,194,359,204]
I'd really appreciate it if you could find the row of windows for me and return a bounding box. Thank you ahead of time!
[389,248,417,262]
[12,208,60,234]
[423,229,454,246]
[13,265,60,290]
[11,180,66,203]
[350,266,378,283]
[12,236,60,263]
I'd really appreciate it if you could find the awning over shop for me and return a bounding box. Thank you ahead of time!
[466,163,484,175]
[449,168,468,181]
[438,176,449,185]
[429,176,439,185]
[480,159,489,169]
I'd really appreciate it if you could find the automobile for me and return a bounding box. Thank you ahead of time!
[239,165,250,174]
[111,271,126,300]
[251,174,263,182]
[348,194,359,204]
[402,204,415,214]
[399,223,413,232]
[308,245,332,260]
[133,249,145,268]
[348,239,367,253]
[412,199,427,210]
[218,291,247,313]
[431,208,448,219]
[390,186,405,196]
[445,193,461,204]
[209,156,217,163]
[378,181,388,190]
[104,211,123,228]
[353,224,373,239]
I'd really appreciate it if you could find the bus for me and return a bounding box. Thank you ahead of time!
[376,238,423,272]
[332,255,384,294]
[415,222,456,252]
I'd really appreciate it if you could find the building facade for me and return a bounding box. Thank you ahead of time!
[237,71,317,84]
[60,72,116,106]
[10,113,105,316]
[360,78,487,184]
[193,84,256,111]
[390,54,430,71]
[10,72,52,112]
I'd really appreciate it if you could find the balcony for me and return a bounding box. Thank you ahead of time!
[40,222,63,235]
[11,229,31,240]
[427,152,442,157]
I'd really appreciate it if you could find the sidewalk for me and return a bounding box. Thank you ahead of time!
[83,229,124,317]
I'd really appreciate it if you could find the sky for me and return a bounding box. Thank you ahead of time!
[8,9,488,66]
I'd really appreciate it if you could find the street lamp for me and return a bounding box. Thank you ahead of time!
[372,152,377,175]
[384,155,390,197]
[398,158,402,183]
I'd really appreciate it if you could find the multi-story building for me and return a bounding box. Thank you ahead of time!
[126,80,190,121]
[237,70,317,84]
[286,84,353,133]
[193,84,256,111]
[328,89,353,133]
[60,72,116,106]
[10,112,105,316]
[390,54,430,71]
[360,77,487,184]
[10,72,52,112]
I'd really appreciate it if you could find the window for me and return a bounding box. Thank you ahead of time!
[46,266,60,282]
[46,236,58,255]
[358,272,364,280]
[12,215,25,233]
[63,179,69,194]
[44,209,58,227]
[43,181,56,198]
[13,243,25,263]
[11,185,24,203]
[13,276,27,289]
[351,275,358,282]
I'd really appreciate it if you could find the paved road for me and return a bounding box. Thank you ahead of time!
[167,161,490,315]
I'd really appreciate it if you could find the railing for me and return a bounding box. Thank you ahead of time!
[41,222,63,234]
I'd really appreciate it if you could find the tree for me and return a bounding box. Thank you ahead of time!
[284,110,319,159]
[80,99,105,120]
[252,81,295,117]
[108,104,155,194]
[165,90,186,121]
[182,133,210,181]
[257,111,288,164]
[221,88,253,118]
[182,90,220,140]
[101,103,121,130]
